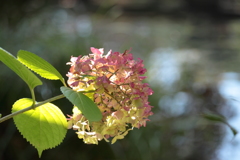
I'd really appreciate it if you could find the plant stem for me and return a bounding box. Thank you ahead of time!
[0,88,96,123]
[0,94,65,123]
[30,87,36,106]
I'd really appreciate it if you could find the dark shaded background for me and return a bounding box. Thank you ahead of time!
[1,0,240,160]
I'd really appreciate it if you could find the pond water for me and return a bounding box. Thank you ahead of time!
[91,14,240,159]
[1,8,240,160]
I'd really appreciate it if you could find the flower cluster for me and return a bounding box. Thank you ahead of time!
[66,47,153,144]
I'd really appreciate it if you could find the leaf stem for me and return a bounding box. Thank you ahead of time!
[0,89,96,124]
[0,94,65,123]
[61,78,67,87]
[30,87,36,106]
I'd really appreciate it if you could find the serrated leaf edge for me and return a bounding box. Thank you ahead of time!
[0,48,42,89]
[12,98,67,157]
[17,50,62,80]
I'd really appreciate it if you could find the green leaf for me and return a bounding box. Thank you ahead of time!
[60,86,102,122]
[202,112,238,136]
[0,48,42,89]
[17,50,65,85]
[12,98,67,157]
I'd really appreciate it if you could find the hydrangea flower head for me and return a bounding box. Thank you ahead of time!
[67,47,153,144]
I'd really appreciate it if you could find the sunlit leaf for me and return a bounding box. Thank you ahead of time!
[60,86,102,122]
[17,50,65,84]
[202,112,238,136]
[0,48,42,89]
[12,98,67,157]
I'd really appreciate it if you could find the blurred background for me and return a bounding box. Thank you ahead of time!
[1,0,240,159]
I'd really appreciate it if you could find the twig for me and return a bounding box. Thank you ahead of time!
[0,94,65,123]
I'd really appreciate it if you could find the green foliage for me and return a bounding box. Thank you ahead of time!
[0,48,42,89]
[202,112,237,136]
[12,98,67,157]
[0,47,105,156]
[17,50,66,85]
[0,46,235,159]
[60,86,102,122]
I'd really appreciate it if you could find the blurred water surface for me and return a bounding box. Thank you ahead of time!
[1,2,240,160]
